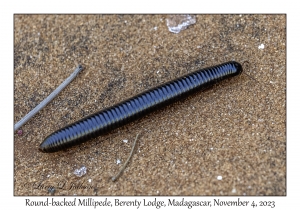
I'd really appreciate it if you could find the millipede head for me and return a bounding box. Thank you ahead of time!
[233,61,243,75]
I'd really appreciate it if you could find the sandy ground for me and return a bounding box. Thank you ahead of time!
[14,14,285,196]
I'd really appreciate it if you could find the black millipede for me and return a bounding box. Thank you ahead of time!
[39,61,243,153]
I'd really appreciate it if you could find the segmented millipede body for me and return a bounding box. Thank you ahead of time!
[40,61,243,153]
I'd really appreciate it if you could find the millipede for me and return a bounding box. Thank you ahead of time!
[39,61,243,153]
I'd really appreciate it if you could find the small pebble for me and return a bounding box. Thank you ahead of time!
[17,129,23,136]
[258,44,265,49]
[48,187,55,195]
[74,166,87,177]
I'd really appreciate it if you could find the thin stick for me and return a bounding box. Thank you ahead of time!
[14,65,84,131]
[243,72,259,83]
[112,133,140,182]
[242,60,259,83]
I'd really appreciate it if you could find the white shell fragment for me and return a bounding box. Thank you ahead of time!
[74,166,87,177]
[166,15,196,34]
[258,44,265,49]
